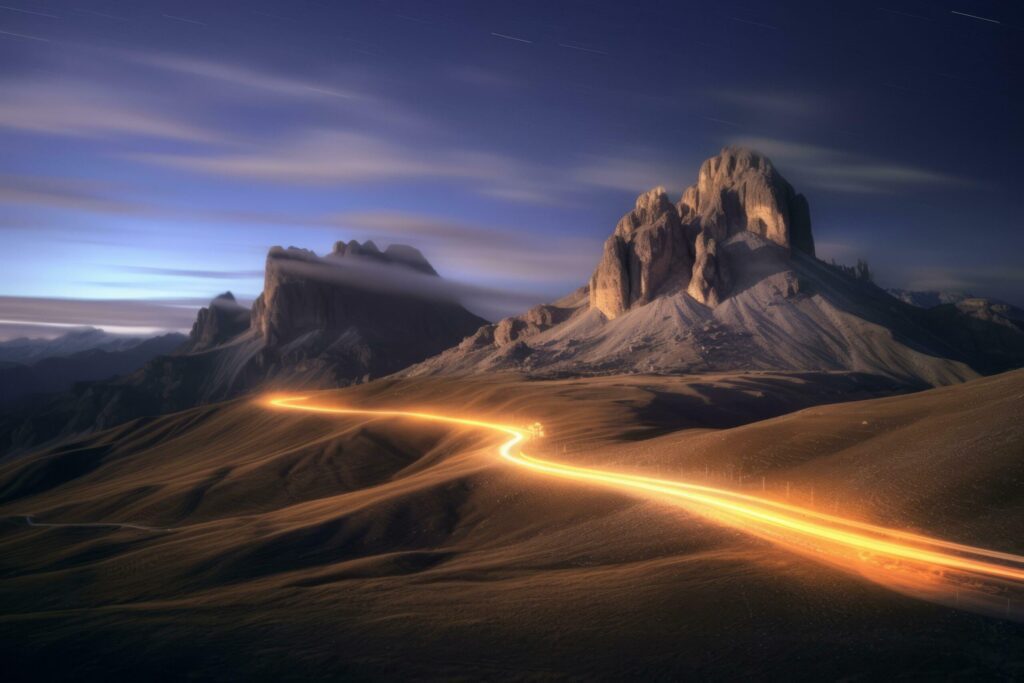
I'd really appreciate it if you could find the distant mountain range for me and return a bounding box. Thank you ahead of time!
[0,332,186,405]
[0,328,160,364]
[3,147,1024,455]
[888,288,1024,324]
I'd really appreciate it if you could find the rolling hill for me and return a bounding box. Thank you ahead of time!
[1,370,1022,679]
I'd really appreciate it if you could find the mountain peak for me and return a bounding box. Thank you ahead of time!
[186,292,250,352]
[703,145,774,178]
[211,291,237,306]
[593,184,688,318]
[382,243,437,276]
[683,145,814,257]
[615,186,675,237]
[591,146,815,318]
[332,239,380,257]
[253,241,476,348]
[329,239,438,276]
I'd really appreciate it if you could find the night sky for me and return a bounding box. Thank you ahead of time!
[1,0,1021,337]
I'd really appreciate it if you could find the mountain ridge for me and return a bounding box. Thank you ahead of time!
[0,328,163,364]
[0,242,485,454]
[0,333,186,406]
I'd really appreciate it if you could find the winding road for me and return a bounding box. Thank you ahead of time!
[267,395,1024,603]
[17,514,170,533]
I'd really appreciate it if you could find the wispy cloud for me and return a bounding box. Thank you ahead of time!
[125,53,368,101]
[0,51,584,208]
[0,172,575,259]
[326,211,601,286]
[711,89,822,117]
[730,137,971,194]
[135,130,460,184]
[0,174,144,215]
[0,80,224,143]
[0,295,207,335]
[134,129,572,205]
[270,250,543,322]
[571,150,701,194]
[115,266,264,280]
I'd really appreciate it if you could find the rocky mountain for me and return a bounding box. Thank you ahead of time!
[679,146,814,255]
[947,297,1024,328]
[408,147,1024,386]
[183,292,250,352]
[0,242,485,454]
[242,240,486,384]
[590,147,814,318]
[889,289,1024,328]
[887,289,970,309]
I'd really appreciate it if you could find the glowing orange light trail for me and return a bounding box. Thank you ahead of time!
[266,396,1024,587]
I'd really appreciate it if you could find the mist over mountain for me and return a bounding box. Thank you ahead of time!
[183,292,250,352]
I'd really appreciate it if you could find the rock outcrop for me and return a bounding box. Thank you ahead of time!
[589,187,692,319]
[251,247,322,344]
[687,233,730,307]
[250,241,486,377]
[679,146,814,256]
[329,239,438,275]
[588,146,814,318]
[460,300,577,351]
[185,292,250,351]
[890,289,1024,329]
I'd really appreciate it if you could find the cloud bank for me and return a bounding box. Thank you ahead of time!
[0,296,211,339]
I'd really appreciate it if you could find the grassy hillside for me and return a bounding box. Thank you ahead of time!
[1,370,1022,679]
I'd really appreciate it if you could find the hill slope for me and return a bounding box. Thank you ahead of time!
[1,370,1022,679]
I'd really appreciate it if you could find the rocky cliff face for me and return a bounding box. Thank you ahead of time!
[679,147,814,255]
[330,240,438,275]
[249,242,481,369]
[687,233,730,307]
[458,296,580,352]
[185,292,250,351]
[589,146,813,316]
[589,188,692,319]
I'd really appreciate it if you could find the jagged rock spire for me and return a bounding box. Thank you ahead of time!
[589,146,814,316]
[679,146,814,256]
[589,187,692,319]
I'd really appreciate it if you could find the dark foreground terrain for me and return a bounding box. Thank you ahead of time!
[1,370,1023,680]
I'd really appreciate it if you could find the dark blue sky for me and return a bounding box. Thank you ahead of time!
[1,0,1021,336]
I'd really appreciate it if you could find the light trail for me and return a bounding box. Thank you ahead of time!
[266,396,1024,602]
